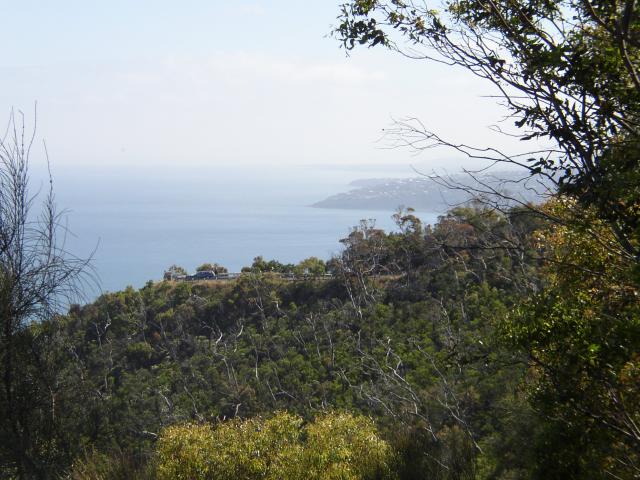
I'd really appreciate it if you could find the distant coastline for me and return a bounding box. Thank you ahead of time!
[311,171,551,212]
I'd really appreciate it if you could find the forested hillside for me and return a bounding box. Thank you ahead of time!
[2,0,640,476]
[3,201,637,479]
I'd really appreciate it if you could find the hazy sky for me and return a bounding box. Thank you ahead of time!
[0,0,523,169]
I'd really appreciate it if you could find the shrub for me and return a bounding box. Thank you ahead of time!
[157,412,303,480]
[67,449,155,480]
[304,412,394,480]
[156,412,395,480]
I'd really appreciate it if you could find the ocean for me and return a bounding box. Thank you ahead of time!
[46,163,439,297]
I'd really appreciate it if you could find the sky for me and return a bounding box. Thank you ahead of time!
[0,0,525,170]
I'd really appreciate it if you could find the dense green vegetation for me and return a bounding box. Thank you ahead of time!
[0,205,548,477]
[2,0,639,476]
[154,412,393,480]
[1,199,638,479]
[333,0,640,475]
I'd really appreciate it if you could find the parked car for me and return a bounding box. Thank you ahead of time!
[193,270,216,280]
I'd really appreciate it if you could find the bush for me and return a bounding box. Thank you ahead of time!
[66,449,155,480]
[305,412,394,480]
[156,412,395,480]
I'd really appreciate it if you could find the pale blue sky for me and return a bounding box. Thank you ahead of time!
[0,1,521,168]
[0,1,336,64]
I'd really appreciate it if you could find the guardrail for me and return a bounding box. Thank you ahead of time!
[166,272,335,282]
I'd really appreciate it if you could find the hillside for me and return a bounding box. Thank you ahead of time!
[7,206,552,478]
[312,171,550,211]
[4,201,639,479]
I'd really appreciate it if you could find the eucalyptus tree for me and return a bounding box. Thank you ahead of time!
[335,2,640,476]
[335,0,640,262]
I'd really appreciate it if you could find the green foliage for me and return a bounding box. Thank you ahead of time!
[157,413,303,480]
[2,3,637,479]
[334,0,640,263]
[163,265,187,280]
[3,205,564,478]
[196,263,228,274]
[304,412,394,480]
[156,412,394,480]
[247,256,295,274]
[294,257,326,276]
[502,199,640,477]
[67,449,155,480]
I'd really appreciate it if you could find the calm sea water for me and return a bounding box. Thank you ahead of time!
[46,164,438,296]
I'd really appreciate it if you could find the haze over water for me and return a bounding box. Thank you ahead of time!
[49,163,439,296]
[1,1,525,300]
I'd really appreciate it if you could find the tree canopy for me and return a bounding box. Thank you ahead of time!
[334,1,640,475]
[335,0,640,262]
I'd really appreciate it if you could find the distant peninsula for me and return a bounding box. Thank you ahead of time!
[312,171,549,212]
